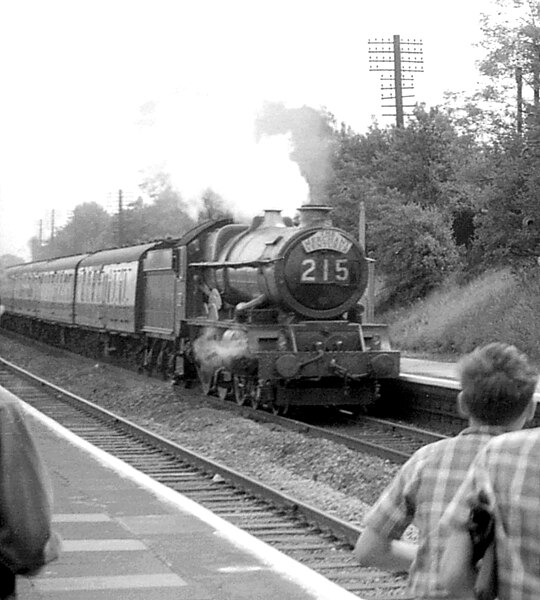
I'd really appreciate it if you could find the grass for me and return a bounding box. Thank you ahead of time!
[381,268,540,363]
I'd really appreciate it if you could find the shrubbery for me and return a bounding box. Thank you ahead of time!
[385,269,540,362]
[371,202,461,308]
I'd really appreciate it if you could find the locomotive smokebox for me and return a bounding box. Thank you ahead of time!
[298,205,333,228]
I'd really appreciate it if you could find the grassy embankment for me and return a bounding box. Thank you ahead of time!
[381,268,540,363]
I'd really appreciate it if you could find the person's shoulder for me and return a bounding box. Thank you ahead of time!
[486,427,540,452]
[408,436,453,464]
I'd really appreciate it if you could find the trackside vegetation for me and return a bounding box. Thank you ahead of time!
[384,268,540,362]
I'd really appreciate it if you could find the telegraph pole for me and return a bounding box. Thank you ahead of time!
[368,35,424,127]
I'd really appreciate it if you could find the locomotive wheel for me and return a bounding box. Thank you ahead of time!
[271,403,289,416]
[156,346,169,380]
[233,375,253,406]
[250,384,262,410]
[217,385,230,401]
[196,365,214,395]
[215,369,232,401]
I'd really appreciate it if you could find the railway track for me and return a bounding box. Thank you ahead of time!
[214,402,447,463]
[0,356,411,600]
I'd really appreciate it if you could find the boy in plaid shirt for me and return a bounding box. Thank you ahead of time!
[353,343,538,599]
[441,426,540,599]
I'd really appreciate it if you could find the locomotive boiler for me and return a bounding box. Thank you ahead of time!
[0,204,399,414]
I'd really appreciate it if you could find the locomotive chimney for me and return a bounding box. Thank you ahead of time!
[261,209,285,227]
[297,205,332,228]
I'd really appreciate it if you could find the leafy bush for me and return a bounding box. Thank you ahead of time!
[371,201,461,308]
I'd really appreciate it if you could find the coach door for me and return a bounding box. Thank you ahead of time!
[141,248,176,335]
[174,246,187,335]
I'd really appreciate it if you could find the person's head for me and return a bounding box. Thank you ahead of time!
[457,342,538,426]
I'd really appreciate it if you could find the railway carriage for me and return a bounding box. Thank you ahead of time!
[1,205,400,413]
[2,254,88,340]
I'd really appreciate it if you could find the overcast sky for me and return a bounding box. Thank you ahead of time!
[0,0,493,259]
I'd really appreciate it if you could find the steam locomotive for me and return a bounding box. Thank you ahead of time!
[1,205,399,414]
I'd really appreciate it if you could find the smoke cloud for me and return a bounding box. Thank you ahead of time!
[254,102,336,205]
[193,327,250,376]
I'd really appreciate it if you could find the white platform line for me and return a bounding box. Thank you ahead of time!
[53,513,111,522]
[62,539,147,551]
[35,573,186,591]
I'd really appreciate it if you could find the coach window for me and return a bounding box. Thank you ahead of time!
[95,271,102,303]
[105,273,111,304]
[121,269,127,305]
[88,271,93,303]
[111,270,117,305]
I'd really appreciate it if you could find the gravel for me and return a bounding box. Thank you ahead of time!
[0,334,404,530]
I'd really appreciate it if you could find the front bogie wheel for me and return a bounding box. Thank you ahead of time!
[196,365,215,396]
[233,375,250,406]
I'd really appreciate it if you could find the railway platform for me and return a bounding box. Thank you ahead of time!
[10,387,361,600]
[402,356,540,399]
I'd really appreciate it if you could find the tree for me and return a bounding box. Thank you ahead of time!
[137,171,195,239]
[0,254,25,287]
[328,122,390,236]
[370,200,461,307]
[196,188,233,222]
[478,0,540,112]
[371,106,474,212]
[40,203,113,258]
[0,254,25,268]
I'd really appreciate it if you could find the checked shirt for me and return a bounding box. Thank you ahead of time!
[363,425,511,599]
[442,428,540,600]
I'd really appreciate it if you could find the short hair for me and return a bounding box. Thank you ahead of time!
[458,342,538,425]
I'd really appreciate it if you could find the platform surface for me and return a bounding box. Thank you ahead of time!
[9,389,361,600]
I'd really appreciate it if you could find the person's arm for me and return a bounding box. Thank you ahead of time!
[353,526,416,572]
[440,529,476,595]
[354,451,424,572]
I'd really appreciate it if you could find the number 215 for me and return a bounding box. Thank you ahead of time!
[300,258,349,282]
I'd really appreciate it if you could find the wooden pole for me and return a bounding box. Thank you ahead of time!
[393,35,404,128]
